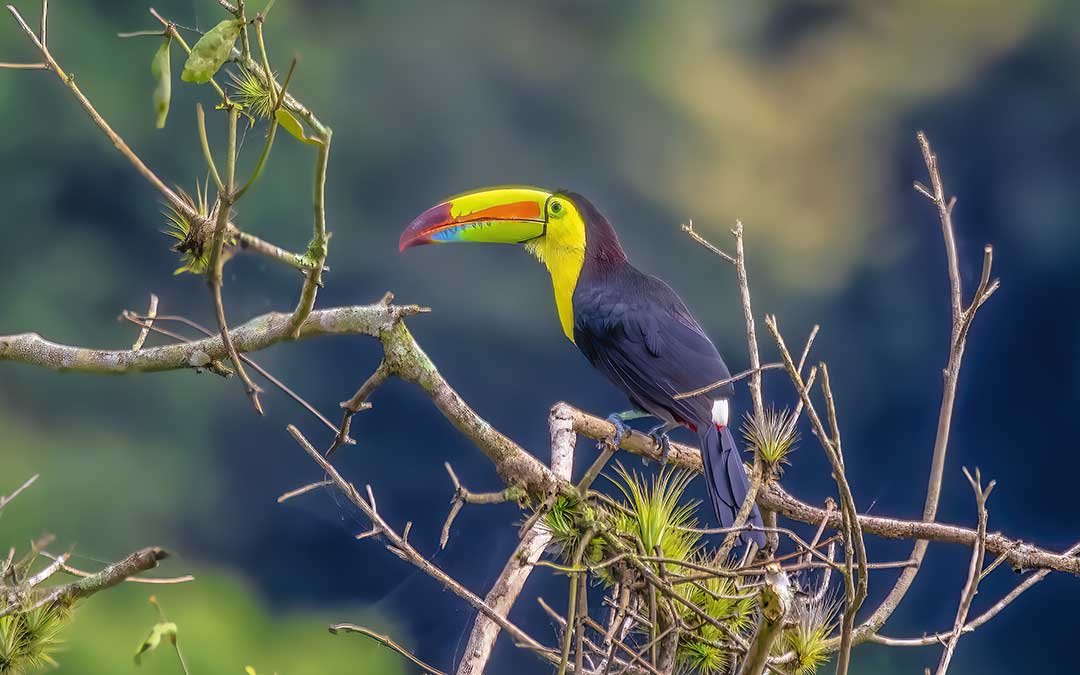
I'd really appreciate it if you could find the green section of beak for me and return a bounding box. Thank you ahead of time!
[400,187,551,250]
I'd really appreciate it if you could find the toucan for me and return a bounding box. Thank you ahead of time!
[399,187,764,546]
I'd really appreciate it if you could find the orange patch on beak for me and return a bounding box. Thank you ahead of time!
[455,200,543,224]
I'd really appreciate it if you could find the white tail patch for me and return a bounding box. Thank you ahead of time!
[711,399,730,428]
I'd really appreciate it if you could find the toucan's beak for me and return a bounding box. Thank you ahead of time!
[399,187,552,251]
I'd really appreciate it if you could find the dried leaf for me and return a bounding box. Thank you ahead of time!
[275,108,320,145]
[134,621,178,664]
[180,19,242,84]
[151,37,172,129]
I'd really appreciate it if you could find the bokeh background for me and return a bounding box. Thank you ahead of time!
[2,1,1079,673]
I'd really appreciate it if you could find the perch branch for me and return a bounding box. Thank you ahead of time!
[555,406,1079,578]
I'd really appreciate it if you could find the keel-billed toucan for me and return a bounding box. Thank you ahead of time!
[400,187,764,546]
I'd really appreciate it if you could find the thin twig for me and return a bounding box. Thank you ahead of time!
[122,312,339,435]
[719,221,767,558]
[765,318,867,672]
[195,104,224,193]
[872,540,1080,647]
[681,220,736,264]
[2,547,171,618]
[38,551,194,585]
[205,104,263,414]
[6,3,306,275]
[558,528,596,675]
[935,468,994,675]
[439,463,513,550]
[277,481,331,503]
[673,363,785,400]
[577,444,616,495]
[25,552,68,587]
[327,356,389,456]
[286,426,555,665]
[852,132,999,644]
[0,475,38,510]
[131,294,159,351]
[330,623,446,675]
[286,134,332,337]
[796,324,820,375]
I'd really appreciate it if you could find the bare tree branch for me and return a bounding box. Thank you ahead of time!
[852,131,999,643]
[737,563,792,675]
[0,26,1060,670]
[556,405,1080,578]
[36,550,193,586]
[130,294,158,351]
[0,475,38,511]
[330,623,446,675]
[935,468,994,675]
[681,219,736,264]
[1,303,420,374]
[870,540,1080,647]
[1,547,172,619]
[456,404,577,674]
[286,426,560,669]
[3,4,312,274]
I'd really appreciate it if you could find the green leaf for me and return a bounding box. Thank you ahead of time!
[134,621,178,664]
[275,108,320,145]
[180,19,242,84]
[151,37,172,129]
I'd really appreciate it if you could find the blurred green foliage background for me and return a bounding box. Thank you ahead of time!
[2,1,1080,673]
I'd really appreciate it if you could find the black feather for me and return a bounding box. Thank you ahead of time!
[569,223,762,545]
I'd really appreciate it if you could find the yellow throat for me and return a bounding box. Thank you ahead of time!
[525,196,587,342]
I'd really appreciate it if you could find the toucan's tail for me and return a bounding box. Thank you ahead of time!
[698,424,765,548]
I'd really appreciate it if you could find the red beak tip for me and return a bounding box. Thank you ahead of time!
[398,235,423,252]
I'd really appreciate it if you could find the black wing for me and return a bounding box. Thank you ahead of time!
[572,267,734,427]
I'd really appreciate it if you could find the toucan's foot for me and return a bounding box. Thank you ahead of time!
[650,431,673,464]
[604,413,631,448]
[646,421,679,464]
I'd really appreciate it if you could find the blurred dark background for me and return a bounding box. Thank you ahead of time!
[2,1,1079,673]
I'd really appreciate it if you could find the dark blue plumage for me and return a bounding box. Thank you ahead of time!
[566,192,765,547]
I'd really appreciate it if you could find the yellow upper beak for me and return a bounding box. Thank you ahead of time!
[399,187,552,251]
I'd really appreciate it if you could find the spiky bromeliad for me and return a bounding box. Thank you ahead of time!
[400,188,764,546]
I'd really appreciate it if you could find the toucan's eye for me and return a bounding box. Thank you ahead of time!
[549,200,564,217]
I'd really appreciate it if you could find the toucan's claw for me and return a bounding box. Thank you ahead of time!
[651,431,673,464]
[604,413,631,449]
[646,421,678,464]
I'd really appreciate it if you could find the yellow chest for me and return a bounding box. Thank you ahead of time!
[526,229,586,342]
